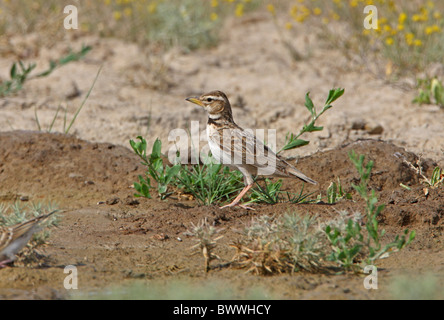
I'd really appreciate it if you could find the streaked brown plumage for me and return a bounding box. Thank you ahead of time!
[186,90,317,209]
[0,211,57,267]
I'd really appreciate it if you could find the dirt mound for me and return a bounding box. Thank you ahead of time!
[0,130,144,207]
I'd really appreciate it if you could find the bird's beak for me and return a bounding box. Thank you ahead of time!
[186,97,205,107]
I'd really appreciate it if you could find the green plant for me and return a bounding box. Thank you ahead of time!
[249,178,283,204]
[0,45,91,97]
[248,88,344,205]
[130,137,181,200]
[326,178,352,204]
[130,136,244,205]
[278,88,345,153]
[248,178,314,205]
[413,78,444,108]
[325,151,416,270]
[399,154,444,188]
[427,166,444,187]
[177,161,244,206]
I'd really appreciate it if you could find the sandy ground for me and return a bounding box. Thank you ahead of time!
[0,12,443,300]
[1,13,443,166]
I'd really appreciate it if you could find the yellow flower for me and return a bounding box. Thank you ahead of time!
[385,37,394,46]
[295,15,307,23]
[313,7,322,15]
[211,0,218,7]
[398,12,407,24]
[379,17,388,26]
[290,5,298,17]
[414,39,422,47]
[300,5,310,15]
[433,11,442,20]
[210,12,218,21]
[397,24,404,31]
[113,11,122,20]
[124,7,132,16]
[425,25,441,35]
[104,0,111,5]
[383,25,391,32]
[235,3,244,17]
[363,29,371,36]
[349,0,358,8]
[405,33,414,45]
[147,2,157,14]
[267,4,275,16]
[412,12,428,22]
[285,22,293,30]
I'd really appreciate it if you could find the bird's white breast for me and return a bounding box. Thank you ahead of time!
[206,125,233,166]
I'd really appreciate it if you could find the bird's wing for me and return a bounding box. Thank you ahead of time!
[0,227,13,252]
[209,126,277,168]
[10,211,57,241]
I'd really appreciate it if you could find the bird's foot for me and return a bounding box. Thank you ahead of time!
[219,203,255,211]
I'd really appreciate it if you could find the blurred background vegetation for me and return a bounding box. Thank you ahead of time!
[1,0,443,77]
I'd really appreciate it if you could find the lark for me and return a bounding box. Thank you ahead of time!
[0,210,57,267]
[186,90,317,209]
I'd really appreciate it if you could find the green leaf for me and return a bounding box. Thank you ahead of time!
[327,182,337,204]
[166,165,181,182]
[282,139,309,151]
[303,123,323,132]
[152,138,162,159]
[158,184,167,195]
[305,92,314,114]
[10,63,17,79]
[349,244,363,259]
[325,88,345,106]
[408,230,416,244]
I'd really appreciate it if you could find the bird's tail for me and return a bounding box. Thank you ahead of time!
[287,167,318,185]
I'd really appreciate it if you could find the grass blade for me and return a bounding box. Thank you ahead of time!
[65,65,102,134]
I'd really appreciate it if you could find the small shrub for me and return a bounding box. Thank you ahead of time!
[231,212,326,274]
[185,218,224,272]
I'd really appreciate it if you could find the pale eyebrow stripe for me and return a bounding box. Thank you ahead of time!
[205,95,224,101]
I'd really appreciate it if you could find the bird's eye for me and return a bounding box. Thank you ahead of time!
[206,97,213,102]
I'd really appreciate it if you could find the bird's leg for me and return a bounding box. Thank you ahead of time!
[220,184,254,210]
[0,259,13,268]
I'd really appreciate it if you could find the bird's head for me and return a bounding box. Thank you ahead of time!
[186,90,233,120]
